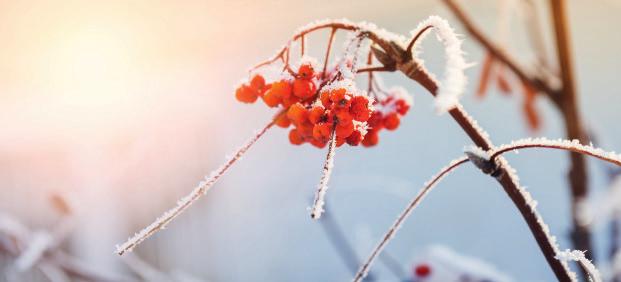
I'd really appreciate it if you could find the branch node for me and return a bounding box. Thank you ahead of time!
[465,148,503,179]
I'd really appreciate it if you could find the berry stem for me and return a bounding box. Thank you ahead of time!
[352,157,469,282]
[322,28,337,79]
[116,119,276,255]
[310,130,337,219]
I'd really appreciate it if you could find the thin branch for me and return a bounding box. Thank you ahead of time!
[322,28,337,79]
[405,25,433,55]
[556,249,602,282]
[397,21,575,282]
[116,119,275,255]
[310,131,337,219]
[352,157,469,282]
[356,66,393,73]
[488,138,621,167]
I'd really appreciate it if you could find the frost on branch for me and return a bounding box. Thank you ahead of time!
[310,132,337,219]
[352,156,469,282]
[491,137,621,167]
[556,249,602,282]
[410,16,469,114]
[116,122,273,255]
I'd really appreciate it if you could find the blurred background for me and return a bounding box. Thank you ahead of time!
[1,0,620,281]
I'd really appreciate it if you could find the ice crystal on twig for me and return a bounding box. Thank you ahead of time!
[410,16,469,114]
[310,132,338,219]
[352,156,469,281]
[116,121,274,255]
[556,249,601,282]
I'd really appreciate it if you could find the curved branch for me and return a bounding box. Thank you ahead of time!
[399,19,575,282]
[116,119,276,255]
[489,138,621,167]
[352,157,469,282]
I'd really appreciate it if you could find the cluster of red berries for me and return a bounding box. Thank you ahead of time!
[363,89,412,146]
[235,60,412,148]
[235,63,316,108]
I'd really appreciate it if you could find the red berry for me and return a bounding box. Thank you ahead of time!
[367,111,384,130]
[288,129,305,145]
[281,94,300,108]
[298,64,314,80]
[310,138,327,148]
[335,110,353,125]
[271,80,292,99]
[350,96,371,122]
[287,103,309,125]
[293,79,316,99]
[414,264,431,278]
[329,88,352,109]
[250,74,265,90]
[383,112,400,130]
[362,130,379,147]
[235,85,258,103]
[275,113,291,128]
[335,120,354,139]
[346,130,363,146]
[308,105,326,124]
[320,91,332,108]
[262,88,282,107]
[395,99,410,115]
[296,121,314,138]
[313,122,333,142]
[335,136,346,147]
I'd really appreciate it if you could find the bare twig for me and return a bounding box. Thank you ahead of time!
[310,131,337,219]
[353,157,469,282]
[116,120,275,255]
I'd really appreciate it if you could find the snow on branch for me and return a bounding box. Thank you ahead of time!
[556,249,602,282]
[489,137,621,167]
[409,16,469,114]
[116,121,274,255]
[352,156,469,282]
[310,132,338,219]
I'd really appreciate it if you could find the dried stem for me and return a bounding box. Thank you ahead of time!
[310,131,337,219]
[116,119,275,255]
[442,0,560,104]
[353,157,469,282]
[322,28,337,79]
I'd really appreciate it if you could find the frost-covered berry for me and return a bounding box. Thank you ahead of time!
[383,112,400,130]
[287,103,309,125]
[395,98,410,115]
[275,113,291,128]
[362,129,379,147]
[335,120,354,139]
[350,96,371,122]
[293,79,316,99]
[313,122,333,142]
[250,74,266,90]
[298,64,315,80]
[346,130,363,146]
[288,129,305,145]
[235,85,258,103]
[308,105,326,124]
[262,88,282,107]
